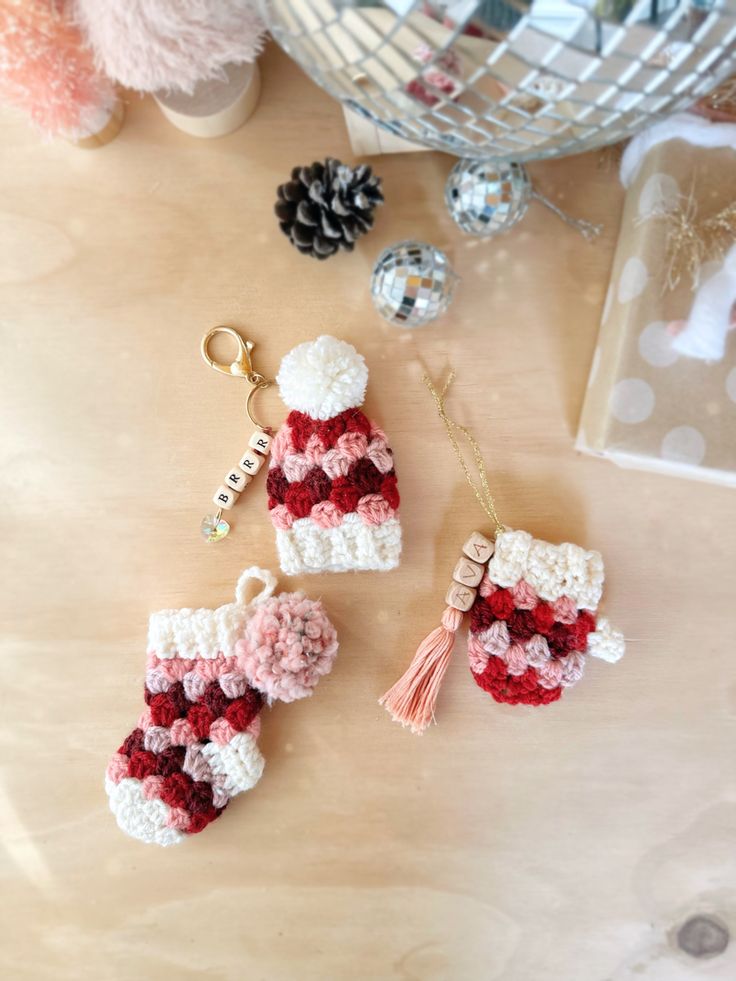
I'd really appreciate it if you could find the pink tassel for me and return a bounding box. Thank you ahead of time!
[379,606,464,734]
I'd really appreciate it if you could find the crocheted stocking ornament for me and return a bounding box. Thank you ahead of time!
[106,568,338,845]
[267,335,401,574]
[380,373,625,733]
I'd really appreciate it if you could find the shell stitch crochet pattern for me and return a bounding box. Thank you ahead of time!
[105,568,338,845]
[468,530,624,706]
[268,336,401,574]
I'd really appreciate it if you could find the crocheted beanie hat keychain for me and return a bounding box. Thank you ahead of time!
[380,370,625,734]
[266,335,401,574]
[106,568,338,845]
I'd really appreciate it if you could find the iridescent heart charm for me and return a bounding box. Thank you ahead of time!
[201,513,230,543]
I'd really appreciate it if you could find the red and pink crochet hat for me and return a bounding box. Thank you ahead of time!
[267,336,401,574]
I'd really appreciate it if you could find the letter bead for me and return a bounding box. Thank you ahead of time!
[213,485,238,510]
[224,468,251,492]
[462,531,494,566]
[445,580,477,613]
[453,557,485,588]
[248,430,272,455]
[239,450,264,475]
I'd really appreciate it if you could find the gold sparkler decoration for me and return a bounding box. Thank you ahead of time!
[642,185,736,292]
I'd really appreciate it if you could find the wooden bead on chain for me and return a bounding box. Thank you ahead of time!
[452,556,484,587]
[213,485,238,510]
[239,449,264,476]
[445,531,496,612]
[462,531,494,565]
[249,431,272,454]
[445,580,477,612]
[215,431,269,503]
[224,468,252,492]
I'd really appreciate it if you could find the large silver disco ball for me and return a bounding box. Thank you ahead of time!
[262,1,736,162]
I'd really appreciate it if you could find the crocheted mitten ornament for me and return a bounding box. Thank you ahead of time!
[380,371,625,734]
[267,335,401,574]
[468,530,624,706]
[106,568,338,845]
[381,529,624,732]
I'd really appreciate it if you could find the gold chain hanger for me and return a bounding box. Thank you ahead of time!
[423,370,504,538]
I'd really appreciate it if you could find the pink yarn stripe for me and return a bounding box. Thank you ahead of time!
[146,653,240,674]
[270,425,294,464]
[270,498,396,533]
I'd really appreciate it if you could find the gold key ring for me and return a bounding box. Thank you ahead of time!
[201,325,272,430]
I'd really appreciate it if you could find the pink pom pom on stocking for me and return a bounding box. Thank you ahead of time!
[236,593,338,703]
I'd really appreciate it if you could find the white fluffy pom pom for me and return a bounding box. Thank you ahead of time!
[277,336,369,420]
[72,0,265,95]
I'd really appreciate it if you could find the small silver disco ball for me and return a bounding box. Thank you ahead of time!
[371,240,458,327]
[446,159,531,236]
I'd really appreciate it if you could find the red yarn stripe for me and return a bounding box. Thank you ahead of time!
[271,409,399,519]
[468,584,596,707]
[114,672,264,836]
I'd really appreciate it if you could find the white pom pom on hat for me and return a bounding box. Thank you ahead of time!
[276,335,369,420]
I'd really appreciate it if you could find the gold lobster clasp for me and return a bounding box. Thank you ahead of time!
[200,325,271,429]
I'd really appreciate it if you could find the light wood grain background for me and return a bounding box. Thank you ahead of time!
[1,44,734,981]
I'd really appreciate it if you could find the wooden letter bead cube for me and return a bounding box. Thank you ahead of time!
[453,557,485,588]
[462,531,494,566]
[213,485,238,510]
[248,430,272,456]
[238,450,264,476]
[445,580,477,613]
[224,467,251,492]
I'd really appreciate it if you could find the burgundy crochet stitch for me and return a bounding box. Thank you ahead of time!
[267,408,400,519]
[469,586,597,706]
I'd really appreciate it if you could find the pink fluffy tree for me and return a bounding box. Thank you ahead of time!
[0,0,116,139]
[72,0,266,95]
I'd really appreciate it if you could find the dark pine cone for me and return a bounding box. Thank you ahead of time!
[275,158,383,260]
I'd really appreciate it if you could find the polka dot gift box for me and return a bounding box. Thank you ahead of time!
[578,113,736,488]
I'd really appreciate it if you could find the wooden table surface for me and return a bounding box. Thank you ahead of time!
[1,43,734,981]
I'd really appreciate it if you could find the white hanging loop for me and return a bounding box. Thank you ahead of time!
[235,567,278,607]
